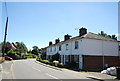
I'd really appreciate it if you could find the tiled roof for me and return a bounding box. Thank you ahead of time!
[45,32,117,48]
[82,32,117,41]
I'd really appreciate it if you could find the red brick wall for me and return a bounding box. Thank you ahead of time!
[83,55,119,71]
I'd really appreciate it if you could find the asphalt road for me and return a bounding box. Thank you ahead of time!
[2,59,89,79]
[1,59,119,81]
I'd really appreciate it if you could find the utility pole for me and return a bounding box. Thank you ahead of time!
[2,17,8,57]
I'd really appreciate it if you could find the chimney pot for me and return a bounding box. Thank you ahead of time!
[79,27,87,36]
[64,34,71,41]
[49,41,52,46]
[55,38,60,44]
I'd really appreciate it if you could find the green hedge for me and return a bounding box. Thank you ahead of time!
[36,57,64,68]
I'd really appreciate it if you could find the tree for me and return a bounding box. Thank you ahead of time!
[15,42,28,53]
[7,49,21,60]
[98,31,117,40]
[32,46,39,50]
[98,31,107,37]
[31,46,39,55]
[27,49,32,53]
[111,35,117,40]
[1,42,12,53]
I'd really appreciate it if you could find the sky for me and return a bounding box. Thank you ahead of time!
[1,1,119,49]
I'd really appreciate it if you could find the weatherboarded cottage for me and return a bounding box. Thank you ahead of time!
[45,28,119,71]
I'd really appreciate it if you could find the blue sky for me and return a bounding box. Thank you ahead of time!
[1,2,118,49]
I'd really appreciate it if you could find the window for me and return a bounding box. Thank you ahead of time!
[54,47,56,51]
[119,43,120,51]
[50,48,52,52]
[66,44,69,50]
[59,45,61,51]
[75,41,79,49]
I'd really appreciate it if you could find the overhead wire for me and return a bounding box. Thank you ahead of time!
[2,0,8,57]
[4,0,8,17]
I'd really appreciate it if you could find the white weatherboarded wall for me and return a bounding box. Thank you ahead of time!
[82,39,119,56]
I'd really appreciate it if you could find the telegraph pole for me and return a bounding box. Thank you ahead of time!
[2,17,8,57]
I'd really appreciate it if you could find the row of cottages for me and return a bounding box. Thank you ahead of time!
[43,28,119,71]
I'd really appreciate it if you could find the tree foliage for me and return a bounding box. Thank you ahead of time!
[1,42,12,53]
[52,52,60,61]
[15,42,28,53]
[98,31,117,40]
[7,49,21,59]
[31,46,39,55]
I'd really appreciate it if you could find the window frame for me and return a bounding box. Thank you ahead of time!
[50,48,52,52]
[66,44,69,50]
[75,41,79,49]
[59,45,61,51]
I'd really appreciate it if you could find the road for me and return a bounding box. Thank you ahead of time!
[1,59,119,81]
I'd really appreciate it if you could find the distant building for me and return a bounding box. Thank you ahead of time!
[44,28,119,71]
[40,47,47,60]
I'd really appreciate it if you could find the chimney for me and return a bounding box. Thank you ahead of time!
[55,38,60,44]
[49,41,52,46]
[79,27,87,36]
[64,34,71,41]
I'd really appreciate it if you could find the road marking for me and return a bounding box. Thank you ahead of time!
[32,67,41,72]
[11,62,15,79]
[0,64,3,81]
[45,73,59,79]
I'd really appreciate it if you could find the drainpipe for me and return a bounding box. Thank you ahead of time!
[118,42,120,67]
[70,41,72,62]
[102,40,105,69]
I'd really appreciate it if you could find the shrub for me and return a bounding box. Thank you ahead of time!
[68,61,77,68]
[36,57,65,68]
[0,57,5,63]
[42,60,49,64]
[51,53,60,61]
[26,53,36,58]
[58,63,64,68]
[36,57,40,61]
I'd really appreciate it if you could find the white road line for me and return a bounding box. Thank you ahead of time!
[45,73,59,79]
[0,64,3,81]
[32,67,41,72]
[11,62,15,79]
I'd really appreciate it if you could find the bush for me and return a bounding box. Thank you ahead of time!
[26,53,36,58]
[36,57,40,61]
[42,60,49,64]
[0,57,5,63]
[52,53,60,61]
[36,57,65,68]
[7,50,21,60]
[58,63,64,68]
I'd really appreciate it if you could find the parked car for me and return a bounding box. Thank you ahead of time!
[5,56,13,61]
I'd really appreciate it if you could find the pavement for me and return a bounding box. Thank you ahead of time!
[1,59,120,81]
[35,60,119,80]
[35,60,62,71]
